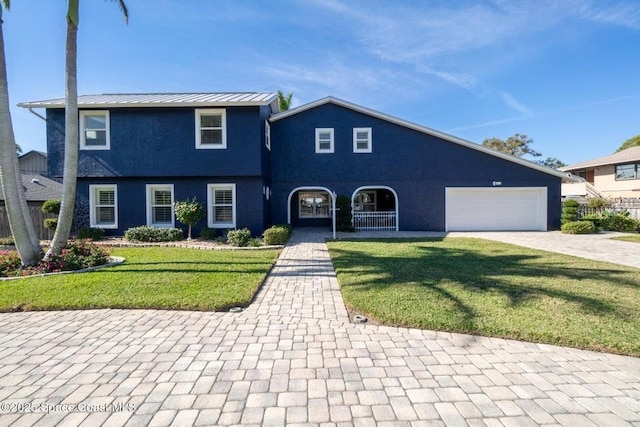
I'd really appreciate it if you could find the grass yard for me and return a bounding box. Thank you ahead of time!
[610,234,640,243]
[328,238,640,356]
[0,247,279,312]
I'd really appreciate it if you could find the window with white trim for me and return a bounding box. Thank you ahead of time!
[89,185,117,228]
[353,127,372,153]
[265,121,271,151]
[208,183,236,228]
[299,191,331,218]
[146,185,174,227]
[315,128,334,153]
[196,109,227,149]
[80,111,110,150]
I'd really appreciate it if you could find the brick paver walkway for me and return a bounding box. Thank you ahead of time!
[0,230,639,426]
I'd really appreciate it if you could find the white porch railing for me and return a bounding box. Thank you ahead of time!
[353,211,397,231]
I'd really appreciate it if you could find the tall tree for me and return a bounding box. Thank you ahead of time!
[47,0,128,258]
[615,134,640,152]
[0,2,42,265]
[482,133,541,158]
[277,90,293,111]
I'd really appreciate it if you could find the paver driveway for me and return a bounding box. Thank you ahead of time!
[0,230,639,426]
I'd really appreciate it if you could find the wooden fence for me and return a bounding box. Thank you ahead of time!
[0,204,55,240]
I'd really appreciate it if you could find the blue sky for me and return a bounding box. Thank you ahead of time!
[3,0,640,165]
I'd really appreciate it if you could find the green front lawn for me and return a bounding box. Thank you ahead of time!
[328,238,640,356]
[610,234,640,243]
[0,247,279,312]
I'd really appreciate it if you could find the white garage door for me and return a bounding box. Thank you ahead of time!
[445,187,547,231]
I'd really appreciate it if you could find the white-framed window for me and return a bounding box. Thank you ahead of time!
[299,191,331,218]
[146,184,174,227]
[354,190,376,212]
[265,120,271,151]
[80,111,110,150]
[315,128,334,153]
[208,183,236,228]
[195,109,227,149]
[353,127,372,153]
[89,184,117,229]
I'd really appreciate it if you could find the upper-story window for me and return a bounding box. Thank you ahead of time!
[196,109,227,149]
[80,111,110,150]
[315,128,334,153]
[615,163,639,180]
[353,127,372,153]
[146,184,174,227]
[265,121,271,151]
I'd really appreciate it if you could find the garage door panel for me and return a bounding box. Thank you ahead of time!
[446,187,547,231]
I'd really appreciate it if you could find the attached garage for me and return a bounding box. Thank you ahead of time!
[445,187,548,231]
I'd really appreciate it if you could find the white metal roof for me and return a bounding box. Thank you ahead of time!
[18,92,279,109]
[271,97,577,181]
[560,146,640,171]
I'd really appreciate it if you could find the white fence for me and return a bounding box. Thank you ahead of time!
[353,211,397,231]
[578,202,640,221]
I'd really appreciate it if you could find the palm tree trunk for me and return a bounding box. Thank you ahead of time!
[0,7,42,265]
[46,18,78,258]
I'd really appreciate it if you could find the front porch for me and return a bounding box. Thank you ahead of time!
[352,187,398,231]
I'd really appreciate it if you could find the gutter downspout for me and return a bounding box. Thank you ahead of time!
[27,107,65,134]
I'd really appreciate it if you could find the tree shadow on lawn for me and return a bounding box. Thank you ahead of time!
[330,239,640,327]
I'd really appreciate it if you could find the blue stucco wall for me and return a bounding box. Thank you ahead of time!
[76,177,267,236]
[47,106,267,179]
[270,102,562,231]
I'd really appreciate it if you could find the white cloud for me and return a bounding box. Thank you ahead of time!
[500,91,533,115]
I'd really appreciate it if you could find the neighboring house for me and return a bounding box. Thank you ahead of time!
[561,146,640,199]
[0,173,63,239]
[19,150,48,175]
[19,93,572,235]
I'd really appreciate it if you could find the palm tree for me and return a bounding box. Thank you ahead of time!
[47,0,128,258]
[0,2,43,265]
[277,90,293,111]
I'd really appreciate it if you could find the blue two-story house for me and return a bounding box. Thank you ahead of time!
[19,92,570,236]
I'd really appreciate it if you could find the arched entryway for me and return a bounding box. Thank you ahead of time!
[287,186,335,228]
[351,186,399,231]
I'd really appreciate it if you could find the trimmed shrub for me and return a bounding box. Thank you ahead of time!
[336,195,355,232]
[199,227,218,240]
[263,225,290,245]
[600,213,639,232]
[76,227,105,240]
[41,199,61,214]
[44,218,58,232]
[42,199,61,232]
[561,220,596,234]
[124,226,184,242]
[561,199,580,225]
[248,238,262,247]
[580,213,603,229]
[227,228,251,247]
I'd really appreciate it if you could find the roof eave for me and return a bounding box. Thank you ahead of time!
[18,100,277,109]
[271,96,574,181]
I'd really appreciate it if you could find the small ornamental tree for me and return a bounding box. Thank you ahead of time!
[174,197,205,240]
